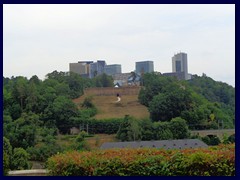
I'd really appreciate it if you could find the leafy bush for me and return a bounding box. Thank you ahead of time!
[47,144,235,176]
[228,134,235,143]
[202,135,221,146]
[3,137,12,176]
[11,148,30,170]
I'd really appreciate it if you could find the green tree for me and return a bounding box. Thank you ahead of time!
[11,76,28,111]
[149,87,192,122]
[152,121,173,140]
[116,115,142,141]
[140,118,154,140]
[52,96,79,133]
[3,137,12,175]
[94,73,114,87]
[11,148,30,170]
[4,113,41,149]
[73,131,90,151]
[169,117,190,139]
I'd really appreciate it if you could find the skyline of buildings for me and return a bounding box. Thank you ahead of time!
[163,52,192,80]
[135,61,154,75]
[69,52,192,82]
[104,64,122,76]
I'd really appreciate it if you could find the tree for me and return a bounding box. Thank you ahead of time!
[152,122,173,140]
[73,131,90,151]
[169,117,190,139]
[149,88,192,122]
[11,148,30,170]
[116,115,142,141]
[3,137,12,175]
[140,118,154,140]
[52,96,79,134]
[4,113,41,149]
[11,76,28,111]
[94,73,114,87]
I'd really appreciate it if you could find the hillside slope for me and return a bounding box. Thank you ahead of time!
[73,94,149,119]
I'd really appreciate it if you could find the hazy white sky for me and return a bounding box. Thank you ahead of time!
[3,4,235,86]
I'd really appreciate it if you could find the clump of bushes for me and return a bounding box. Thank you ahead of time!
[47,144,235,176]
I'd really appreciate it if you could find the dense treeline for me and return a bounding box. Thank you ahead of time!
[3,71,235,171]
[3,71,114,169]
[138,73,235,130]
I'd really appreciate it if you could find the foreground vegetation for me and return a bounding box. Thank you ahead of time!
[3,71,235,173]
[47,144,235,176]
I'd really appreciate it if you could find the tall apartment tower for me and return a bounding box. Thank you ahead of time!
[172,52,188,80]
[135,61,154,75]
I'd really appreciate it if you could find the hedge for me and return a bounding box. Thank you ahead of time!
[47,144,235,176]
[71,117,123,134]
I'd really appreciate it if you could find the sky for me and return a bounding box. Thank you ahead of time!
[3,4,235,87]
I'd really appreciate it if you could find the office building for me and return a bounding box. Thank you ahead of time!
[135,61,154,75]
[69,61,93,77]
[104,64,122,76]
[163,52,191,80]
[172,52,188,80]
[89,60,106,78]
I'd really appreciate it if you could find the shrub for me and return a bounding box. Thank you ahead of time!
[47,144,235,176]
[228,134,235,143]
[3,137,12,175]
[11,148,30,170]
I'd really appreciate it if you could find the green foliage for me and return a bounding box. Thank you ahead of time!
[27,143,63,162]
[52,96,79,134]
[3,152,10,176]
[82,96,95,108]
[3,137,12,175]
[79,96,97,118]
[116,116,190,141]
[4,112,41,149]
[152,122,173,140]
[169,117,190,139]
[138,73,176,107]
[201,135,221,146]
[228,134,235,143]
[93,73,114,87]
[11,148,30,170]
[47,144,235,176]
[201,136,211,145]
[71,117,124,134]
[116,115,142,141]
[138,73,234,130]
[71,131,90,151]
[149,88,193,122]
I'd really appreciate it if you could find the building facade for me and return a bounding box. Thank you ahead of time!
[104,64,122,76]
[135,61,154,75]
[89,60,106,78]
[172,52,189,80]
[69,61,93,77]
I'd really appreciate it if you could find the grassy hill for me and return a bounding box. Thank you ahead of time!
[73,94,149,119]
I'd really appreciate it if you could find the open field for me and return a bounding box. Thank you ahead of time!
[73,94,149,119]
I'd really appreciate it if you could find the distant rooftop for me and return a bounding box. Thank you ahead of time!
[100,139,208,150]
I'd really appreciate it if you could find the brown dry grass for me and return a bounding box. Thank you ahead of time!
[73,94,149,119]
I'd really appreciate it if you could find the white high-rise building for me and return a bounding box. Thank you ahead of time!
[172,52,189,80]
